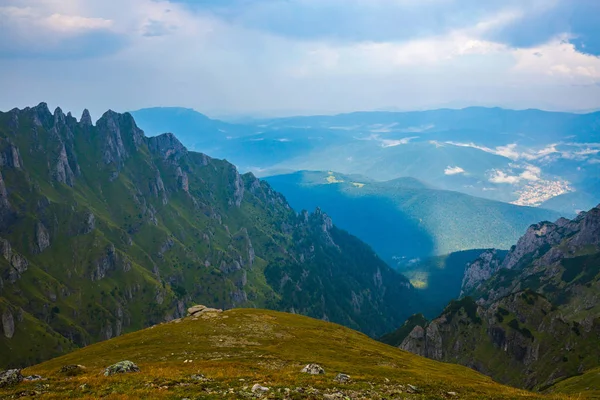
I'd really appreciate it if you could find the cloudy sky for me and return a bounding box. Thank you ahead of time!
[1,0,600,117]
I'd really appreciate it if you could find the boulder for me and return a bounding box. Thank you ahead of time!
[23,375,43,381]
[187,304,223,317]
[190,374,210,381]
[334,373,351,383]
[251,383,270,395]
[104,360,140,376]
[407,384,419,393]
[0,369,23,388]
[301,363,325,375]
[58,364,87,376]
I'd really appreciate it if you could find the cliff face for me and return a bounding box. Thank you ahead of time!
[0,104,417,368]
[460,249,506,296]
[397,205,600,391]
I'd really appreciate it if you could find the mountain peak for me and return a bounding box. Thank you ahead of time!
[30,102,52,127]
[80,109,93,127]
[95,109,145,166]
[53,107,65,124]
[147,132,188,161]
[33,102,50,114]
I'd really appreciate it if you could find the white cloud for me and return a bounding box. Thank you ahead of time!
[0,0,599,115]
[495,143,521,160]
[444,166,466,175]
[44,13,113,32]
[521,144,559,160]
[520,165,541,181]
[512,36,600,84]
[0,5,114,34]
[356,134,417,147]
[380,137,418,147]
[488,164,542,184]
[489,170,522,184]
[446,141,563,162]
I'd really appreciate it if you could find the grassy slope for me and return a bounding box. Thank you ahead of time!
[0,308,580,399]
[549,367,600,398]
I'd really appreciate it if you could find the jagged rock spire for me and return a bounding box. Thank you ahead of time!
[54,107,66,124]
[80,109,93,126]
[32,102,52,127]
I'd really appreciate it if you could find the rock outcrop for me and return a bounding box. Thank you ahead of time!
[301,364,325,375]
[80,109,93,127]
[104,360,140,376]
[33,222,51,254]
[187,305,223,317]
[0,369,22,388]
[1,309,15,339]
[58,364,87,376]
[460,249,505,296]
[147,132,187,161]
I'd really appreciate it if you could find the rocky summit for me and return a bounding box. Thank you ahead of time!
[0,104,419,369]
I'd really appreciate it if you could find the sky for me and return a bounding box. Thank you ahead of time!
[1,0,600,118]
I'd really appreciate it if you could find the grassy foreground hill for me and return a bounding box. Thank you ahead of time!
[0,308,581,399]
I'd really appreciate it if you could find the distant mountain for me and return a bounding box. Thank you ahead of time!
[265,171,562,263]
[131,107,600,213]
[393,204,600,391]
[259,107,600,147]
[129,107,250,155]
[0,104,418,368]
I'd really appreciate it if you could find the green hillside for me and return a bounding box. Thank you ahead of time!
[265,171,561,263]
[0,307,578,399]
[0,104,417,368]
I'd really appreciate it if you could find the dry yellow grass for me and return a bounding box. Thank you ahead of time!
[0,309,591,399]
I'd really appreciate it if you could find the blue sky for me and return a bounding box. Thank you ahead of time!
[1,0,599,117]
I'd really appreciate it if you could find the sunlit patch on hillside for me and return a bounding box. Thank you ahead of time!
[326,171,344,184]
[411,279,428,289]
[406,271,429,289]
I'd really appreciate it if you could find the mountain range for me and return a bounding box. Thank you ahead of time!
[131,107,600,215]
[0,103,418,368]
[0,102,598,399]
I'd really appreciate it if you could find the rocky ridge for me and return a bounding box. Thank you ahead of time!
[396,204,600,390]
[0,103,417,368]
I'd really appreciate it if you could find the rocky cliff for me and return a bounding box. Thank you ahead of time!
[0,103,418,368]
[395,205,600,391]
